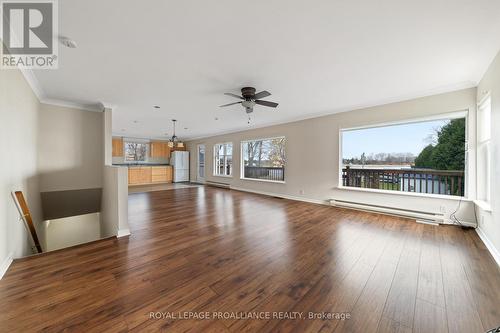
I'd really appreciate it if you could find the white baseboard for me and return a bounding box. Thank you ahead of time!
[117,228,131,238]
[476,227,500,267]
[0,253,13,280]
[443,219,478,228]
[229,186,327,205]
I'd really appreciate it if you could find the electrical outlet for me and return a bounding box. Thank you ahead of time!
[480,215,485,227]
[439,205,446,213]
[299,189,305,195]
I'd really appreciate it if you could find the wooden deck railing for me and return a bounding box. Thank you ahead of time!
[342,167,464,196]
[244,166,285,181]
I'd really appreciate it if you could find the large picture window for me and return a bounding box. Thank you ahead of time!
[241,137,286,182]
[214,143,232,177]
[341,115,467,196]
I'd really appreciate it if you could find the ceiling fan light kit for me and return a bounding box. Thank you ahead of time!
[220,87,279,115]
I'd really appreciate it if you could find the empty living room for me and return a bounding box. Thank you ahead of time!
[1,1,500,332]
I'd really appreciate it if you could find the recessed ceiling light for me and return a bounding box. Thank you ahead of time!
[184,127,188,130]
[153,105,160,109]
[214,117,219,121]
[59,36,77,48]
[133,120,139,123]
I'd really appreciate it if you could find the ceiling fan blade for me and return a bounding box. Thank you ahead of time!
[254,91,271,99]
[219,101,242,107]
[224,93,244,100]
[255,100,279,108]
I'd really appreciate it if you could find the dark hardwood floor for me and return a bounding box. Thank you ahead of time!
[1,186,499,332]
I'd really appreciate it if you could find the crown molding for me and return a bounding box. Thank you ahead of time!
[19,67,45,100]
[18,67,103,112]
[39,98,102,112]
[99,102,117,111]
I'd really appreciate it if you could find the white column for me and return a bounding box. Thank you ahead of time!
[101,105,114,166]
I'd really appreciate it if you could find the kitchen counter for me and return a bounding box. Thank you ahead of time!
[113,163,171,167]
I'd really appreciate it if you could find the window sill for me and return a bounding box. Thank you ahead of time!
[336,185,470,201]
[213,174,232,178]
[240,177,286,184]
[474,200,492,212]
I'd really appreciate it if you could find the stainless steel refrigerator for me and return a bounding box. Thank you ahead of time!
[171,151,189,182]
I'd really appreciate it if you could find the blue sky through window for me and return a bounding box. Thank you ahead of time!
[342,119,450,159]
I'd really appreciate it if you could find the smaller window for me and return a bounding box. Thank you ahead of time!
[241,137,286,182]
[125,142,148,161]
[214,143,233,177]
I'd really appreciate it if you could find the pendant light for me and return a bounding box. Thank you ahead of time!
[168,119,183,148]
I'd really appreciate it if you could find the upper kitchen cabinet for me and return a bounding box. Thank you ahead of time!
[112,137,124,157]
[150,141,170,158]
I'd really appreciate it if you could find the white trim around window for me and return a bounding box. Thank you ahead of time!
[240,136,286,184]
[339,110,469,198]
[476,95,491,205]
[213,142,233,177]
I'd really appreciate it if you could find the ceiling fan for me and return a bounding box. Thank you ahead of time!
[220,87,279,114]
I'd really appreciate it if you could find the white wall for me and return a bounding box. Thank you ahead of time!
[37,103,103,192]
[101,107,130,239]
[44,213,101,251]
[187,88,477,224]
[476,50,500,262]
[101,165,129,238]
[1,65,109,275]
[0,68,43,270]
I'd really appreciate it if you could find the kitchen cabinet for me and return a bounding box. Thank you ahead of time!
[128,166,172,185]
[112,137,124,157]
[151,166,173,183]
[128,167,152,185]
[150,141,170,158]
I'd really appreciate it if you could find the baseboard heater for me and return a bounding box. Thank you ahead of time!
[205,181,230,189]
[329,199,445,223]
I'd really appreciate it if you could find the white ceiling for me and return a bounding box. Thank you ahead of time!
[32,0,500,140]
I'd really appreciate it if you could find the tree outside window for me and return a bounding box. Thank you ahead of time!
[125,142,148,161]
[242,137,285,182]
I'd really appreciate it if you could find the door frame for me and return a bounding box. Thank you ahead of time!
[197,144,206,183]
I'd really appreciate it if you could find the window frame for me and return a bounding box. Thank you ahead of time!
[124,140,150,162]
[338,110,469,199]
[476,94,491,207]
[213,142,233,177]
[240,136,286,184]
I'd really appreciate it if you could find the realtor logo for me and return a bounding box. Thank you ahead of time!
[1,0,58,69]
